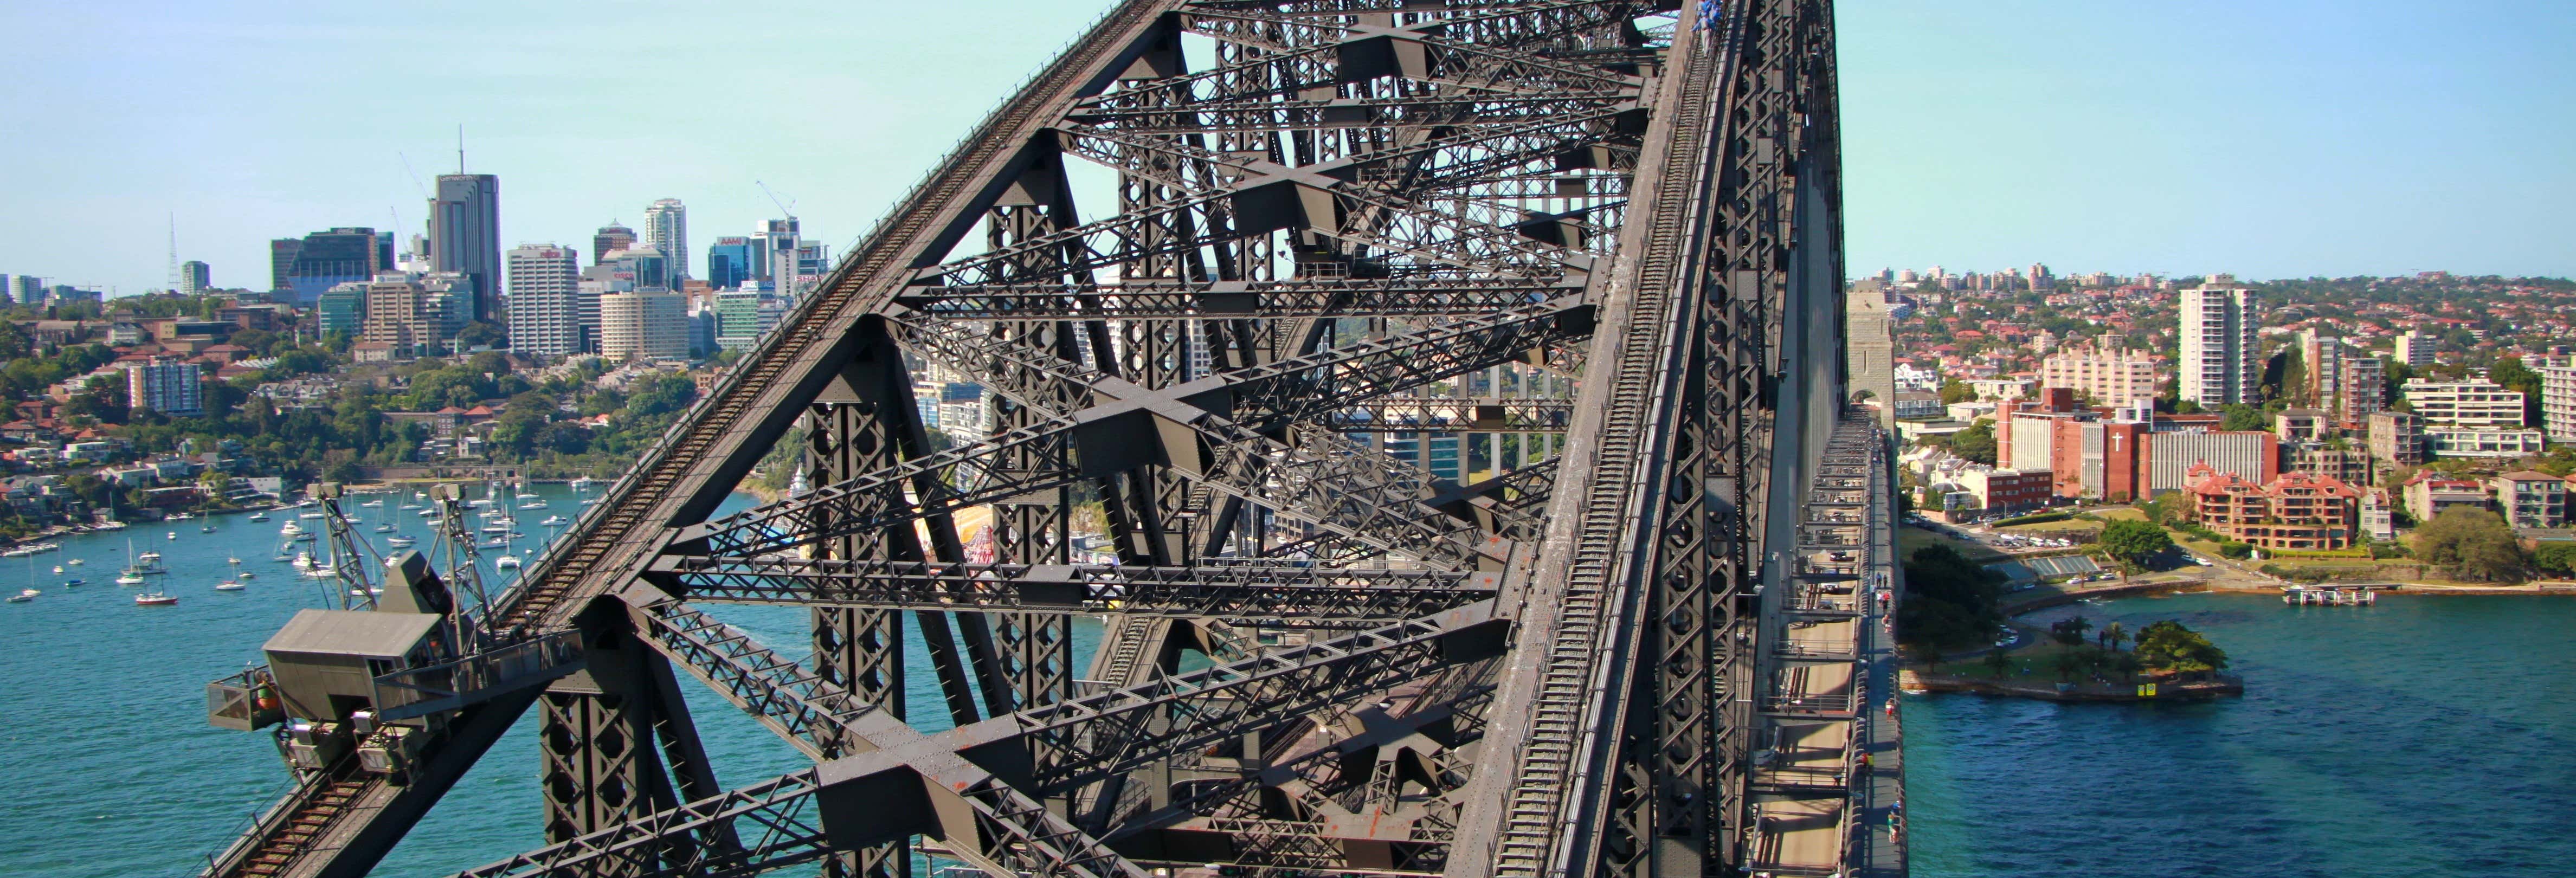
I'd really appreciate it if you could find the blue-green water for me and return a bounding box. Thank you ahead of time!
[1904,592,2576,878]
[0,486,1099,876]
[7,516,2571,876]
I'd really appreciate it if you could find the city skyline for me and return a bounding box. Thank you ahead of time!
[3,1,2573,293]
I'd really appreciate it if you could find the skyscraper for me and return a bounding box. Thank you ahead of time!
[428,173,501,323]
[705,236,763,289]
[506,244,582,358]
[179,261,211,295]
[7,275,41,306]
[269,228,391,304]
[643,199,687,281]
[758,218,803,298]
[593,222,636,264]
[2178,274,2261,407]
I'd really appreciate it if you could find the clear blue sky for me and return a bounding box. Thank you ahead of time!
[2,1,2569,294]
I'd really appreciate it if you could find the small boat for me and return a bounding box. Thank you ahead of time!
[360,500,384,508]
[540,515,565,526]
[386,535,416,548]
[169,512,194,520]
[62,578,83,586]
[413,490,427,500]
[166,531,177,540]
[418,508,439,518]
[7,590,31,603]
[94,521,126,531]
[138,551,162,564]
[299,512,326,520]
[291,552,315,570]
[247,512,269,522]
[495,554,521,569]
[116,573,146,586]
[201,525,216,533]
[51,565,62,574]
[374,524,395,533]
[518,500,546,509]
[236,571,255,580]
[400,502,422,511]
[279,521,305,537]
[215,581,244,591]
[66,559,82,566]
[134,592,178,606]
[481,522,511,534]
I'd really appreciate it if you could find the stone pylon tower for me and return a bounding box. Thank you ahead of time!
[1846,280,1897,428]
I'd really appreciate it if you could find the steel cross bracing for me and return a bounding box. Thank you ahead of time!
[194,2,1869,877]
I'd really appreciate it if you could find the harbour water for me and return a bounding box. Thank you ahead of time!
[5,510,2571,876]
[1904,592,2576,878]
[0,485,1100,876]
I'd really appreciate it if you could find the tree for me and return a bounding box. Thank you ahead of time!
[2531,543,2576,578]
[2100,621,2127,652]
[2098,518,2174,566]
[2219,403,2269,432]
[1939,379,1976,405]
[2414,507,2527,582]
[2134,619,2230,679]
[2491,355,2544,427]
[1896,545,2005,652]
[1948,420,1997,466]
[1982,649,2011,679]
[2050,615,2094,646]
[456,320,508,350]
[2052,650,2086,683]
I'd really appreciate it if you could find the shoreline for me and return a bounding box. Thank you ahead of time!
[1901,669,2243,702]
[2002,578,2576,615]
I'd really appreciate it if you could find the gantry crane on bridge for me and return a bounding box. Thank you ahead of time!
[192,2,1895,876]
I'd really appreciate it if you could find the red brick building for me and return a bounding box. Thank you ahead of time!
[2185,465,2361,551]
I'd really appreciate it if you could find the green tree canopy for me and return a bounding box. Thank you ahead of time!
[2098,518,2174,565]
[1939,379,1976,405]
[2415,507,2527,582]
[2134,619,2230,679]
[1948,419,1996,465]
[1896,545,2003,652]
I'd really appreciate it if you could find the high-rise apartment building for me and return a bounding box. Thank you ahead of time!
[643,199,688,281]
[427,174,501,323]
[8,275,43,306]
[269,227,392,304]
[2395,329,2436,367]
[603,247,671,291]
[506,244,582,359]
[2178,274,2260,407]
[126,360,204,416]
[2540,363,2576,444]
[593,223,636,265]
[2302,332,2384,423]
[598,291,689,361]
[705,237,763,289]
[2038,337,2158,409]
[179,261,211,295]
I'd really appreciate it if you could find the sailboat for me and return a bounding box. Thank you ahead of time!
[17,556,40,601]
[117,540,151,585]
[386,535,416,548]
[127,541,174,603]
[217,557,246,591]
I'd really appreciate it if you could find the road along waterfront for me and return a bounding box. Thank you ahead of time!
[1903,591,2576,878]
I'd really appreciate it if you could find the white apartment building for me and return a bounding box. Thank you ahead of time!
[505,244,583,359]
[2401,378,2525,428]
[127,360,203,416]
[2542,363,2576,444]
[2178,275,2260,406]
[2424,427,2545,459]
[2038,338,2158,408]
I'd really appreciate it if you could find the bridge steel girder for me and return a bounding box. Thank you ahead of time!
[201,2,1863,876]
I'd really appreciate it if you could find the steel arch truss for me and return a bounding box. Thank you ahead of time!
[198,3,1863,878]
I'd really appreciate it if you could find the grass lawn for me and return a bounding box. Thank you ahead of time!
[1899,525,2005,561]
